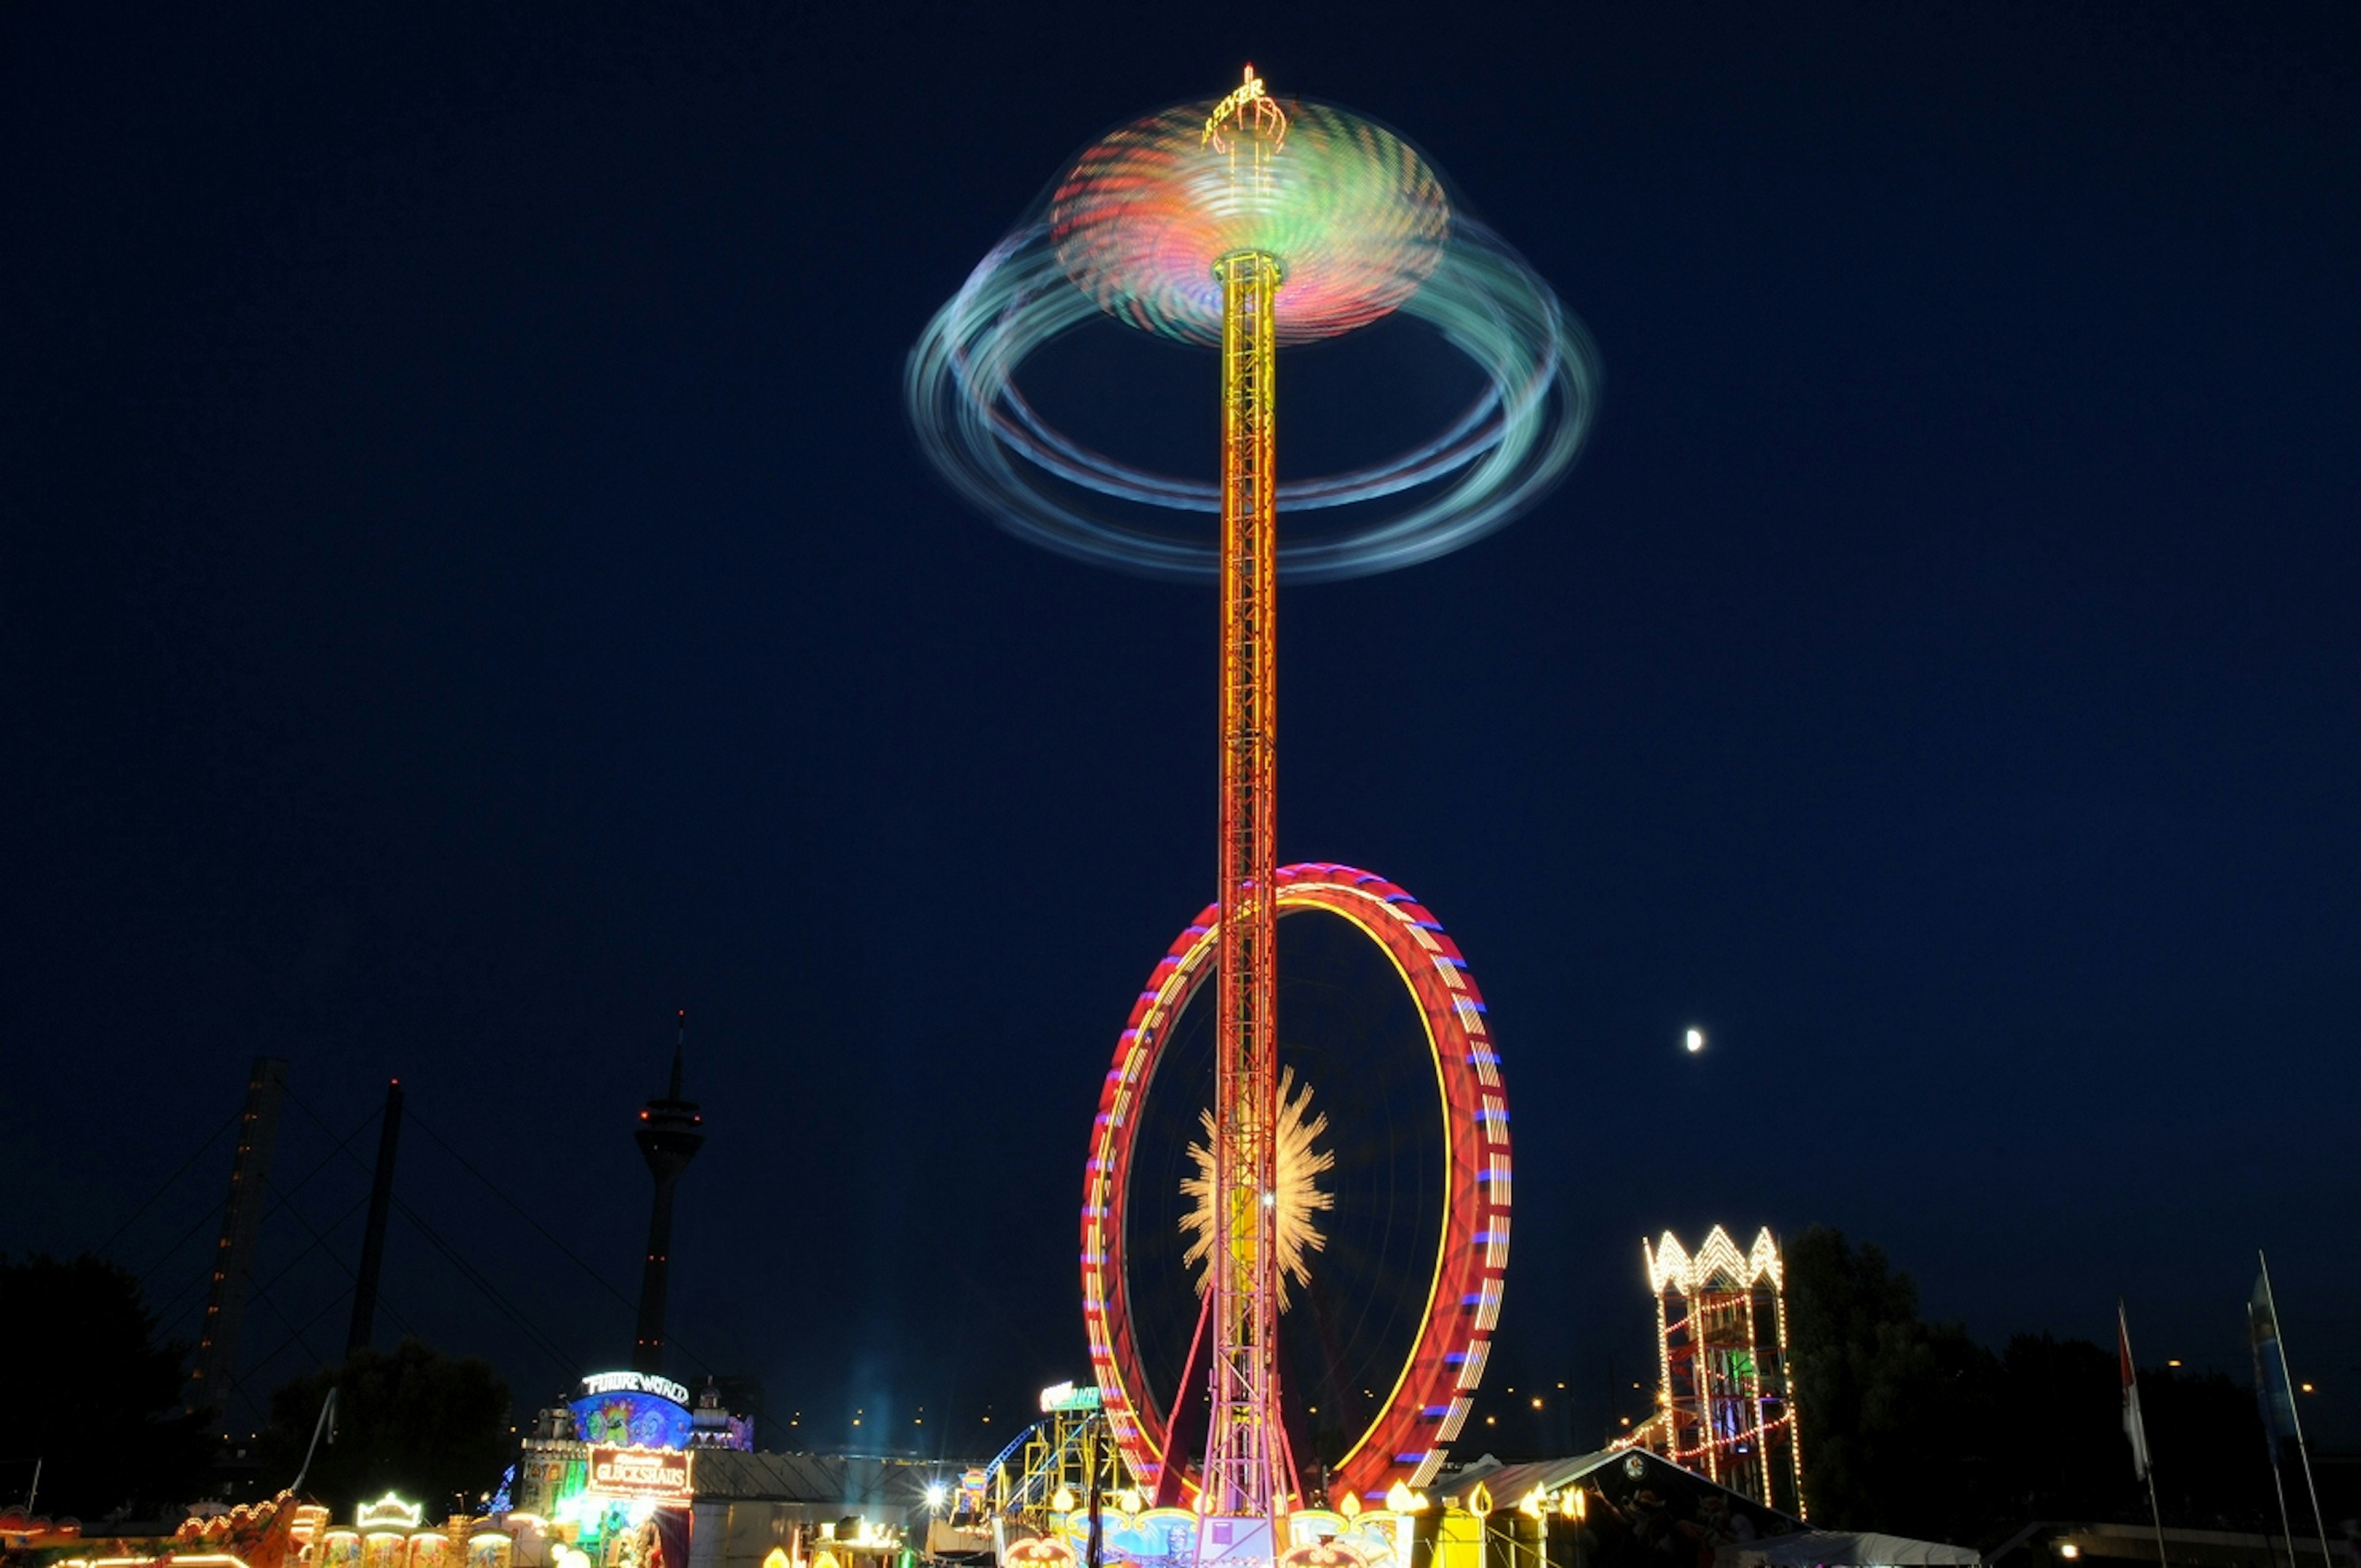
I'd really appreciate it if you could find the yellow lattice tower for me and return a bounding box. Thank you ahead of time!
[1203,70,1291,1532]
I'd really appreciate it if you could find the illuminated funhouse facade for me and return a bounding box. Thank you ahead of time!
[1640,1227,1806,1517]
[511,1371,752,1558]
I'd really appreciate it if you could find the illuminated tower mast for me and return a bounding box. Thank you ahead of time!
[1201,72,1290,1532]
[633,1010,705,1373]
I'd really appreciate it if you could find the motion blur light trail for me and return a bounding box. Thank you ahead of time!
[1053,98,1450,346]
[906,90,1600,582]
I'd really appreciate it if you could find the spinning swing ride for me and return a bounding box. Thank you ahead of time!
[908,66,1598,1560]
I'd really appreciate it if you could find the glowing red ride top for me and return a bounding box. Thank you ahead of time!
[1048,70,1451,347]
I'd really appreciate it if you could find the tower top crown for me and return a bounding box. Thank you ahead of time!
[1204,65,1286,154]
[637,1009,705,1176]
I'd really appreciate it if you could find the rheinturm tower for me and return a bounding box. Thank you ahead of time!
[632,1010,705,1373]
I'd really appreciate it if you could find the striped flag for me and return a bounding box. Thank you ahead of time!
[2119,1301,2153,1481]
[2252,1253,2333,1566]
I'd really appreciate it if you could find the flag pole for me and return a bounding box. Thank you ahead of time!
[2258,1254,2331,1568]
[2119,1300,2169,1568]
[2248,1291,2298,1568]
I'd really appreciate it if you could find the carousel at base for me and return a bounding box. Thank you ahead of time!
[1,1481,917,1568]
[986,1439,1974,1568]
[1,1491,599,1568]
[0,1442,939,1568]
[0,1371,930,1568]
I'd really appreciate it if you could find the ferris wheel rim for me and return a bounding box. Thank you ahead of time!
[1080,861,1509,1505]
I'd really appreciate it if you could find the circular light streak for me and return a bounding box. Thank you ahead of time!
[905,95,1601,584]
[1082,864,1510,1504]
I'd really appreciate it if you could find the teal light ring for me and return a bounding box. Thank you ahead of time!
[994,294,1507,513]
[904,218,1600,584]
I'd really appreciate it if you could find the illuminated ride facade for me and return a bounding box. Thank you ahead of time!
[909,67,1600,1564]
[1638,1228,1806,1517]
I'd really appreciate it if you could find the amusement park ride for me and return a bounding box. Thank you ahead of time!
[910,66,1599,1567]
[1638,1229,1807,1518]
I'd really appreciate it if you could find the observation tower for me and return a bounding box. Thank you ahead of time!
[911,66,1599,1566]
[633,1010,705,1374]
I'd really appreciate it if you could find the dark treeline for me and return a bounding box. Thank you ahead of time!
[260,1340,513,1518]
[9,1239,2297,1543]
[1787,1227,2282,1547]
[5,1253,510,1524]
[1,1254,212,1521]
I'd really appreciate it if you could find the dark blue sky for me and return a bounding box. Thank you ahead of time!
[6,2,2355,1458]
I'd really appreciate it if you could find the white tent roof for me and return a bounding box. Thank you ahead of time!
[1723,1529,1980,1567]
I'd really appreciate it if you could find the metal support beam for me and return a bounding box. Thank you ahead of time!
[189,1056,288,1433]
[346,1078,405,1355]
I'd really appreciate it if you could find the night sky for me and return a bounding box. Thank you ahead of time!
[7,2,2357,1462]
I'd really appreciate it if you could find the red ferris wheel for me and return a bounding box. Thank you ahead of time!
[1081,863,1511,1509]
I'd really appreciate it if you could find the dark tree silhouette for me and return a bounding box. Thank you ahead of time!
[259,1339,512,1518]
[0,1253,211,1521]
[2136,1362,2277,1532]
[1784,1229,2285,1548]
[1988,1332,2130,1522]
[1781,1226,1994,1543]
